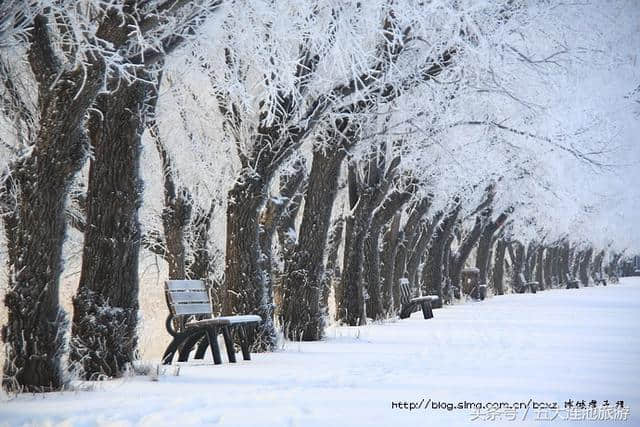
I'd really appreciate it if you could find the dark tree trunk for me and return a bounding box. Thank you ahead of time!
[261,159,306,324]
[224,171,277,350]
[524,241,537,281]
[579,247,593,286]
[571,248,582,279]
[149,120,191,279]
[281,145,345,340]
[321,216,344,312]
[70,76,152,379]
[1,15,105,392]
[492,239,507,295]
[423,202,460,301]
[450,215,483,294]
[380,213,401,314]
[338,145,402,326]
[392,198,431,306]
[510,241,525,292]
[591,250,605,281]
[338,175,370,325]
[476,209,510,285]
[535,246,545,289]
[543,246,554,288]
[364,185,413,320]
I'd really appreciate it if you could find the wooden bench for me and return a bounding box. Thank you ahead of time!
[162,280,261,365]
[471,283,488,300]
[516,273,538,294]
[565,273,579,289]
[398,281,441,319]
[594,272,607,286]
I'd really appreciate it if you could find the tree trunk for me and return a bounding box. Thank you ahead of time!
[321,216,344,312]
[591,249,605,280]
[492,239,507,295]
[281,146,345,340]
[1,15,105,391]
[579,247,593,286]
[535,246,545,289]
[224,172,276,350]
[380,213,401,314]
[392,198,431,307]
[70,77,151,379]
[423,203,460,301]
[364,186,413,320]
[510,241,525,292]
[450,215,483,294]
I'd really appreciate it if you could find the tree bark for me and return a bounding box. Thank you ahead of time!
[364,185,413,320]
[380,213,401,314]
[423,202,461,301]
[579,247,593,286]
[535,246,545,289]
[510,241,525,292]
[492,239,507,295]
[70,75,152,379]
[1,15,105,392]
[281,145,345,340]
[450,215,483,294]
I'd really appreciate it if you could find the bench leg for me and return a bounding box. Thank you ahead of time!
[162,331,192,365]
[421,301,434,319]
[399,302,415,319]
[178,331,203,362]
[237,325,251,361]
[222,326,237,363]
[205,327,223,365]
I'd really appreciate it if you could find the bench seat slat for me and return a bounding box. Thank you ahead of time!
[185,318,231,328]
[173,302,212,315]
[168,290,209,303]
[217,315,262,324]
[166,280,206,291]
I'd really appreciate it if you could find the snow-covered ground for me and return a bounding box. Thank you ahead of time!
[1,278,639,427]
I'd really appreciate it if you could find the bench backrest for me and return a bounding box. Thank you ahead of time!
[518,272,526,285]
[165,280,211,316]
[399,280,412,306]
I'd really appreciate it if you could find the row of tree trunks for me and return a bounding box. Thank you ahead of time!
[338,146,399,325]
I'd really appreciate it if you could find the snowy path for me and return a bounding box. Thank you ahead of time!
[1,278,639,426]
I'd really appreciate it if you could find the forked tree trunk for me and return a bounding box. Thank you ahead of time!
[450,215,483,294]
[70,77,152,379]
[363,186,413,320]
[281,146,345,340]
[423,203,460,301]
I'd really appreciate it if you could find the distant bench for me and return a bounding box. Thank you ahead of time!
[399,281,441,319]
[594,272,607,286]
[515,273,538,294]
[162,280,261,365]
[565,273,579,289]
